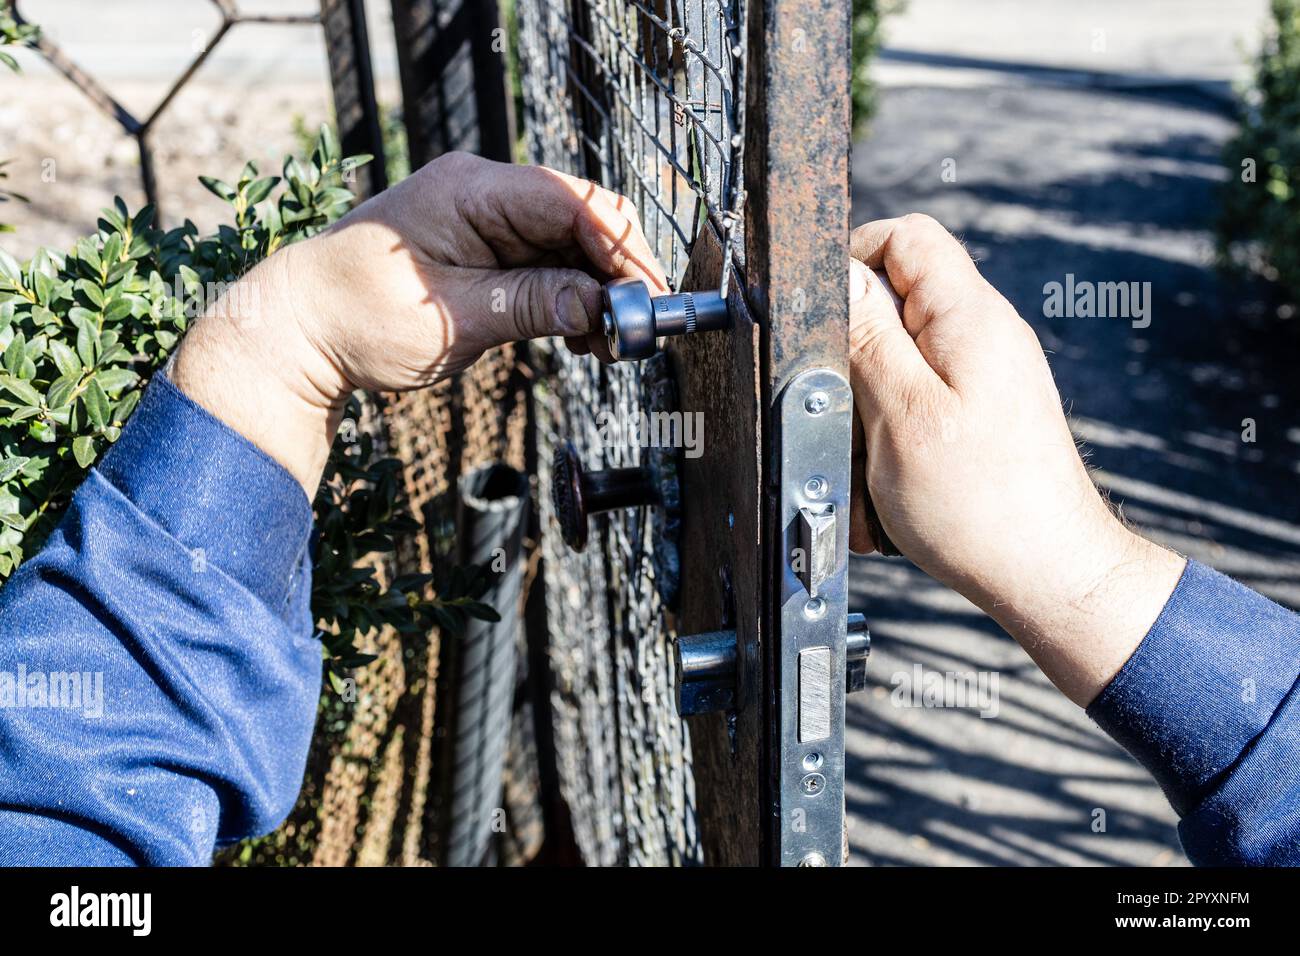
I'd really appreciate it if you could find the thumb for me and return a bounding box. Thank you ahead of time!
[473,266,604,347]
[848,258,936,428]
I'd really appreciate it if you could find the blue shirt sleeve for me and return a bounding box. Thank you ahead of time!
[1088,559,1300,865]
[0,373,322,866]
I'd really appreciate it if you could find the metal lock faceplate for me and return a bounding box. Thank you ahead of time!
[775,368,853,867]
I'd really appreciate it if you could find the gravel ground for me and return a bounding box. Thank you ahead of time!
[846,2,1299,866]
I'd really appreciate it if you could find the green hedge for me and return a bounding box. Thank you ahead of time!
[1221,0,1300,299]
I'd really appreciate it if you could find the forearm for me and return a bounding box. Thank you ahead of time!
[974,520,1187,707]
[0,375,320,865]
[170,244,346,496]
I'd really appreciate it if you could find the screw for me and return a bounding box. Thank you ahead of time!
[801,772,826,795]
[804,475,828,499]
[804,390,829,415]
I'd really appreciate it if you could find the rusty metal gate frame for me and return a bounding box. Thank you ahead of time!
[517,0,851,865]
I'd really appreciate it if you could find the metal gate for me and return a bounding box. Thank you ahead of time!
[518,0,853,865]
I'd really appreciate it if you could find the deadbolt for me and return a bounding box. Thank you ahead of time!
[602,277,730,361]
[674,613,870,717]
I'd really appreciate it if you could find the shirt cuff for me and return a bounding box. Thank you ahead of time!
[1086,559,1300,816]
[94,372,314,617]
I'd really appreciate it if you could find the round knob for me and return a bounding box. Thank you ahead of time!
[551,441,660,551]
[601,278,731,362]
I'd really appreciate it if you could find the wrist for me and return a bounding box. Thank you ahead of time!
[170,247,347,495]
[977,513,1186,706]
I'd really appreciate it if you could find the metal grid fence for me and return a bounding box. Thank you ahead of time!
[517,0,748,865]
[517,0,745,293]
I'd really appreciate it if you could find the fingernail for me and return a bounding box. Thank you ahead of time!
[850,262,868,303]
[557,286,590,336]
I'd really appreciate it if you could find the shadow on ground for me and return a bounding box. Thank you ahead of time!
[847,75,1300,866]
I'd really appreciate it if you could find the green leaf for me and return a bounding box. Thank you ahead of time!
[0,374,41,406]
[74,318,97,367]
[0,247,21,285]
[318,124,340,165]
[75,279,104,309]
[2,331,24,375]
[243,176,280,206]
[0,456,29,483]
[113,389,141,421]
[47,339,81,378]
[199,176,237,202]
[94,367,137,394]
[71,435,97,469]
[81,377,110,428]
[27,420,54,443]
[460,600,501,623]
[45,373,79,410]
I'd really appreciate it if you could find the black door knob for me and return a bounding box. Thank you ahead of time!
[551,441,661,551]
[602,278,730,361]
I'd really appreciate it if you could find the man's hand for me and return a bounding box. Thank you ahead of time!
[848,214,1185,705]
[172,153,667,493]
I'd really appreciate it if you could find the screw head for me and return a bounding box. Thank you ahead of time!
[804,390,830,415]
[801,772,826,795]
[804,475,828,499]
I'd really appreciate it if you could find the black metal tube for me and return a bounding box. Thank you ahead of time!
[432,463,529,867]
[582,466,659,513]
[653,291,731,337]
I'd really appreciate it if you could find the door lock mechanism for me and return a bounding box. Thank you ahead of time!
[602,278,730,361]
[674,614,870,718]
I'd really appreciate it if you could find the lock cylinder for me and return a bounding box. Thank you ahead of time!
[602,277,730,361]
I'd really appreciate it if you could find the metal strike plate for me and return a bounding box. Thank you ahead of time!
[775,368,852,867]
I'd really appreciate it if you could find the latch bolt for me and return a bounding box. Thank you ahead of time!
[673,614,871,718]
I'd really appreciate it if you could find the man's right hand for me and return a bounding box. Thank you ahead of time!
[847,214,1185,706]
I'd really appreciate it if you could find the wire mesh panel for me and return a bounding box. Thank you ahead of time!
[518,0,745,292]
[517,0,746,865]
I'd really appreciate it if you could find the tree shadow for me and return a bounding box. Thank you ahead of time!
[849,77,1300,865]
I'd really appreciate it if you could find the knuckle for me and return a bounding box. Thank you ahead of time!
[900,212,942,234]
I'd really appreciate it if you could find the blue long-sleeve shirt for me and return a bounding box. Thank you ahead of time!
[0,375,320,865]
[1,376,1298,865]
